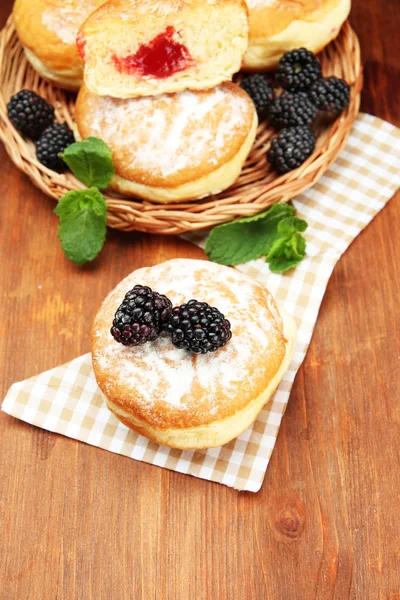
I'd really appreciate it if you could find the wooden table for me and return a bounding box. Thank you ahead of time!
[1,1,399,598]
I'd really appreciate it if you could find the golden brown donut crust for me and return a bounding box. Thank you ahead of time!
[92,259,287,431]
[13,0,105,80]
[247,0,348,40]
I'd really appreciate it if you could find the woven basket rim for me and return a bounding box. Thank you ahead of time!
[0,16,362,235]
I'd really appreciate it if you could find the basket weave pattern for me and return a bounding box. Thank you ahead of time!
[0,17,362,235]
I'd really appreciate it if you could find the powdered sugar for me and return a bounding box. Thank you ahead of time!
[92,260,284,425]
[97,339,195,407]
[42,2,102,45]
[120,0,221,19]
[246,0,277,9]
[83,86,251,180]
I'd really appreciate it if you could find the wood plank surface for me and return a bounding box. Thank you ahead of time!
[1,1,399,598]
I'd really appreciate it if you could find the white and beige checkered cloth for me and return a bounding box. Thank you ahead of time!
[2,114,400,491]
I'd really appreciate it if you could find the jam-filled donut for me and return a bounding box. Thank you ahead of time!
[13,0,106,91]
[92,259,297,449]
[75,83,258,203]
[77,0,249,98]
[242,0,351,71]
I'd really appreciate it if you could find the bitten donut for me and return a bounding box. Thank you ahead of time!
[92,259,297,450]
[13,0,106,91]
[75,83,258,203]
[77,0,249,98]
[243,0,351,71]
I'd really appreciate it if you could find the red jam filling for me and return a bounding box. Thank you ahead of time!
[112,26,193,79]
[76,33,86,60]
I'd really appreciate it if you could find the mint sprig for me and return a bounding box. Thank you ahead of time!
[54,137,114,264]
[55,188,107,265]
[62,137,114,189]
[266,216,307,273]
[205,204,308,273]
[205,204,294,265]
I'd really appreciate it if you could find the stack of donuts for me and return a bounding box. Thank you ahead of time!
[13,0,350,204]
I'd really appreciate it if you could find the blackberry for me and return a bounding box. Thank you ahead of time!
[111,285,173,346]
[308,76,350,113]
[240,73,275,116]
[167,300,232,354]
[267,92,317,129]
[276,48,322,92]
[35,123,75,171]
[7,90,54,139]
[267,126,316,174]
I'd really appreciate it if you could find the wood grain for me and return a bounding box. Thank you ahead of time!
[0,1,399,598]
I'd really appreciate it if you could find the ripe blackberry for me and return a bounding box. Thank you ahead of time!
[167,300,232,354]
[267,92,317,129]
[308,76,350,113]
[276,48,322,92]
[240,73,275,116]
[7,90,54,139]
[111,285,173,346]
[267,126,316,174]
[35,123,75,171]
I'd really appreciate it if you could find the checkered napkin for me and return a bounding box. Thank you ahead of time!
[2,114,400,491]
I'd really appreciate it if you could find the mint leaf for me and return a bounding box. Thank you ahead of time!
[205,203,308,273]
[267,254,304,273]
[266,218,307,273]
[277,216,308,235]
[205,204,295,265]
[54,188,107,264]
[62,137,114,189]
[286,231,306,258]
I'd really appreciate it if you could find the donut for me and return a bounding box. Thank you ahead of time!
[77,0,249,98]
[74,83,258,203]
[242,0,351,71]
[13,0,106,91]
[92,259,297,449]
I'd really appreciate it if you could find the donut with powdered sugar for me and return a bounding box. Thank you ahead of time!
[75,83,258,203]
[92,259,297,449]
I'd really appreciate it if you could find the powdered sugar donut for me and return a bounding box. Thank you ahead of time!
[92,259,297,449]
[243,0,351,71]
[77,0,249,98]
[13,0,106,91]
[75,83,258,203]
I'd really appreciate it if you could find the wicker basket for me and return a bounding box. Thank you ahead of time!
[0,16,362,235]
